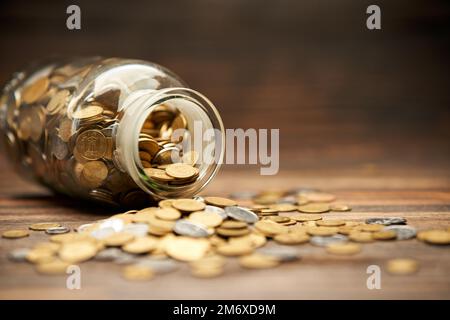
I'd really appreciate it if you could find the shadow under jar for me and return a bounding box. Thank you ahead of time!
[0,57,225,207]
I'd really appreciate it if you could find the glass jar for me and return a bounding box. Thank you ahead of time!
[0,57,224,207]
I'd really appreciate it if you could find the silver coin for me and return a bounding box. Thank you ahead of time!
[277,196,297,204]
[310,235,348,247]
[8,248,30,262]
[136,258,179,274]
[95,248,123,261]
[76,223,94,232]
[90,227,116,240]
[204,205,227,219]
[99,218,124,232]
[384,225,416,240]
[225,206,258,223]
[366,217,407,226]
[173,219,209,237]
[257,245,301,262]
[45,226,70,235]
[123,223,149,237]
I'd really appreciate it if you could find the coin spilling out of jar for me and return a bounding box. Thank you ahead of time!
[0,57,224,207]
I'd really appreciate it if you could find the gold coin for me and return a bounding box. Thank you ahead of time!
[189,255,226,269]
[165,163,199,179]
[298,203,330,213]
[29,222,61,231]
[34,242,61,252]
[155,208,181,221]
[420,230,450,245]
[22,77,49,104]
[26,248,55,264]
[122,236,158,254]
[326,243,361,255]
[172,199,206,212]
[47,89,70,115]
[330,204,351,212]
[2,229,29,239]
[182,150,200,166]
[75,130,107,161]
[355,224,384,233]
[259,208,278,215]
[204,196,237,207]
[268,203,297,212]
[139,139,160,156]
[255,220,289,236]
[144,168,175,182]
[158,199,175,208]
[36,259,69,275]
[59,241,98,263]
[165,237,210,262]
[349,231,374,243]
[189,211,223,227]
[291,214,322,222]
[239,254,280,269]
[72,105,103,120]
[386,258,419,275]
[102,232,134,247]
[148,216,175,232]
[303,192,336,203]
[81,161,108,188]
[191,266,223,278]
[216,243,254,256]
[274,232,310,245]
[220,220,248,229]
[316,220,346,227]
[265,216,290,223]
[50,233,94,243]
[306,226,338,236]
[229,233,267,248]
[373,230,397,240]
[216,227,250,237]
[122,265,154,281]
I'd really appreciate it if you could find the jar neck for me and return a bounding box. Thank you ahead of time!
[116,87,224,199]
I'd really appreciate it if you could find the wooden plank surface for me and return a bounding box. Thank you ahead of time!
[0,162,449,300]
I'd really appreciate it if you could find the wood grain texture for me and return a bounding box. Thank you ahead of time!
[0,0,449,299]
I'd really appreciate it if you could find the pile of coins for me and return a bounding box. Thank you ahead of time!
[0,59,200,207]
[4,189,450,279]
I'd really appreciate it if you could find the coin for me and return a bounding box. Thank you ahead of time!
[372,230,397,240]
[8,248,31,262]
[59,241,98,263]
[384,225,417,240]
[274,232,310,245]
[155,208,181,221]
[191,265,224,278]
[75,130,107,161]
[22,77,49,104]
[30,222,61,231]
[330,204,352,212]
[165,237,210,261]
[349,231,374,243]
[158,199,175,208]
[122,236,158,254]
[239,253,280,269]
[310,234,348,247]
[216,227,250,237]
[298,203,330,213]
[189,211,223,228]
[220,220,248,229]
[72,105,103,120]
[386,258,419,275]
[81,160,108,188]
[291,214,322,222]
[225,206,258,223]
[366,217,407,226]
[316,220,346,227]
[257,245,300,262]
[326,243,361,255]
[172,199,205,212]
[204,196,237,207]
[165,163,199,179]
[269,203,297,212]
[418,230,450,245]
[36,259,70,275]
[216,243,254,256]
[204,205,227,219]
[95,248,123,261]
[173,220,209,238]
[45,226,70,235]
[122,265,155,281]
[307,226,339,236]
[355,224,384,233]
[255,220,289,236]
[47,89,70,115]
[2,229,30,239]
[102,232,134,247]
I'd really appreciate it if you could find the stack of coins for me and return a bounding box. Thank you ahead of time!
[0,59,201,206]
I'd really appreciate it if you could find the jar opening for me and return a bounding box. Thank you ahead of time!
[117,88,224,199]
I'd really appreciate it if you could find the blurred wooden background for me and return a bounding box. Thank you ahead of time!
[0,0,449,173]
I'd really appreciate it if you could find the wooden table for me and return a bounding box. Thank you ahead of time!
[1,161,449,300]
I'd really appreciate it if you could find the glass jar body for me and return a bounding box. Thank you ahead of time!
[0,57,224,207]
